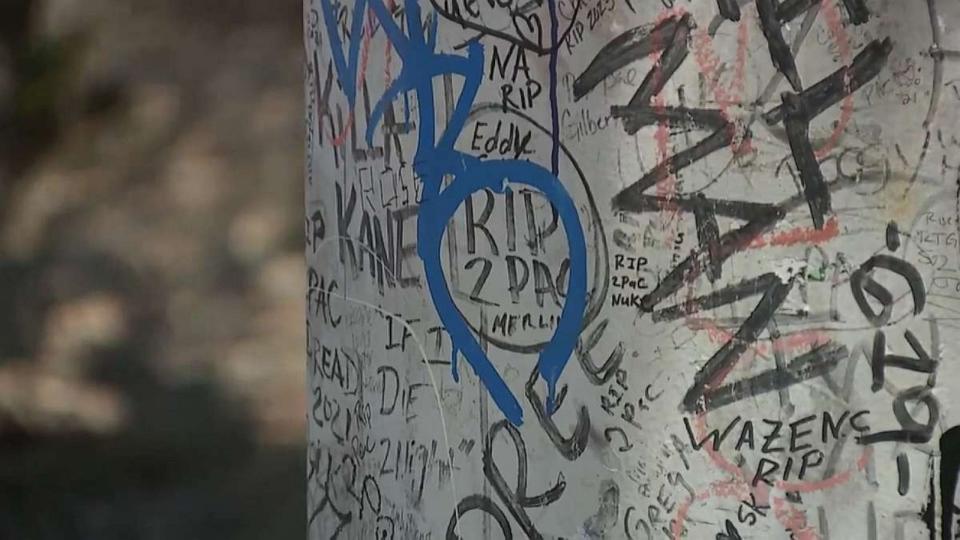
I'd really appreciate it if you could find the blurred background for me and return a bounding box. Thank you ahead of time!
[0,0,305,537]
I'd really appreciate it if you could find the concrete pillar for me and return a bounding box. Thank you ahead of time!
[305,0,960,537]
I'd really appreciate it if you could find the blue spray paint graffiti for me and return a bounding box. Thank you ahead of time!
[317,0,587,425]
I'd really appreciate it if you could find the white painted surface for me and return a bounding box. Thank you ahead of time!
[305,1,960,537]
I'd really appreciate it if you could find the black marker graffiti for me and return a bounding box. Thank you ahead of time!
[575,14,748,205]
[446,494,513,540]
[716,518,743,540]
[850,253,926,327]
[572,4,890,415]
[577,319,625,384]
[430,0,582,55]
[308,452,353,538]
[853,228,941,446]
[941,426,960,540]
[483,420,565,540]
[525,367,590,460]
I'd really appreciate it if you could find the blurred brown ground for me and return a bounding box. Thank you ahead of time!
[0,0,306,537]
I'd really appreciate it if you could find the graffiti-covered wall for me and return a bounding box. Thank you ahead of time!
[304,0,960,537]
